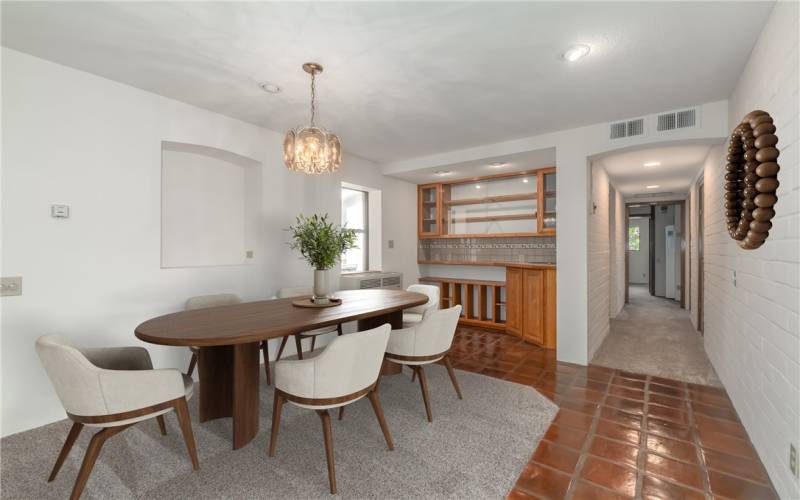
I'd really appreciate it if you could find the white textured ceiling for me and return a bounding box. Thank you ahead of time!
[596,142,719,197]
[1,2,772,163]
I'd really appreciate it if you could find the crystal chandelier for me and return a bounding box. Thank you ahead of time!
[283,63,341,174]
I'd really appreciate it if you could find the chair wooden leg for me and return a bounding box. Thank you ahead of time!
[411,367,417,383]
[70,424,131,500]
[268,391,285,457]
[338,406,345,421]
[336,324,343,336]
[443,355,463,400]
[187,350,198,377]
[156,415,167,435]
[317,410,336,495]
[261,341,272,386]
[310,335,316,352]
[174,397,199,470]
[294,335,304,360]
[48,422,83,482]
[367,389,394,450]
[276,336,289,361]
[415,366,433,423]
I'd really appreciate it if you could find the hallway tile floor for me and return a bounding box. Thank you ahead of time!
[446,327,778,500]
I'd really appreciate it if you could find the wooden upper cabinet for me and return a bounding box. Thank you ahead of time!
[417,168,556,239]
[418,184,442,237]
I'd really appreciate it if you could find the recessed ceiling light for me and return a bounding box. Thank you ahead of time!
[475,184,481,189]
[522,178,529,183]
[643,161,661,167]
[646,185,660,189]
[259,82,282,94]
[434,170,452,176]
[562,44,591,62]
[489,162,507,168]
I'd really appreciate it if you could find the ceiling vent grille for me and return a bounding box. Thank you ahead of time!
[632,191,674,198]
[609,118,645,140]
[657,108,697,131]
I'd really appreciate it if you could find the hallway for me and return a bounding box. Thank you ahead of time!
[592,286,721,387]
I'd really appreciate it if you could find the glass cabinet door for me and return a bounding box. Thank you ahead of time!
[419,185,440,236]
[541,171,556,231]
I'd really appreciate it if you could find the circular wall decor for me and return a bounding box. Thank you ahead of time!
[725,110,780,250]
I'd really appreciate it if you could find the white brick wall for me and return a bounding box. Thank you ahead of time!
[588,164,614,358]
[703,3,800,498]
[610,184,626,318]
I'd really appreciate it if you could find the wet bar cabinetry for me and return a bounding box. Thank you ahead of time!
[505,265,557,348]
[417,167,556,239]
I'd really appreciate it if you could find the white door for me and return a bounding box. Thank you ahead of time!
[665,225,676,299]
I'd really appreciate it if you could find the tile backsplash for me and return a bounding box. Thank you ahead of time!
[418,236,556,264]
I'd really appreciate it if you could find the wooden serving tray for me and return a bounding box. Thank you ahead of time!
[291,297,342,308]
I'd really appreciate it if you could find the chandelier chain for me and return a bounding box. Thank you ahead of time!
[310,71,316,126]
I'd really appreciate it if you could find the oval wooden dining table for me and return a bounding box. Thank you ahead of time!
[135,289,428,450]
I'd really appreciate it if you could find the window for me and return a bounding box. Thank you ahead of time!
[341,187,368,273]
[628,226,640,251]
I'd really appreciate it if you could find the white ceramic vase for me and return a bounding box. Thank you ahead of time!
[313,269,331,303]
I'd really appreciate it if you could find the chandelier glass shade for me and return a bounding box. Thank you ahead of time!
[283,63,341,174]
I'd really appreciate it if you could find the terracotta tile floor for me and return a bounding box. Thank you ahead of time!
[445,327,778,500]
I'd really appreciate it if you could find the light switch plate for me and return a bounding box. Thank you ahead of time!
[1,276,22,296]
[245,250,254,258]
[51,204,70,218]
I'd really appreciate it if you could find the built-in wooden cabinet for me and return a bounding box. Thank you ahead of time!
[505,265,556,349]
[417,168,556,238]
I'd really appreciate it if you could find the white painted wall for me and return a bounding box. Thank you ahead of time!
[0,49,419,436]
[702,3,800,498]
[161,144,261,269]
[628,218,650,285]
[385,100,729,364]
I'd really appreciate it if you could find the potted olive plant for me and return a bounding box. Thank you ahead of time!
[288,214,357,303]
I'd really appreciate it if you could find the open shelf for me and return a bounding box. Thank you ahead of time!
[444,193,536,206]
[448,213,536,224]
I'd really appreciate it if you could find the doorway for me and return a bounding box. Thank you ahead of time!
[626,201,687,309]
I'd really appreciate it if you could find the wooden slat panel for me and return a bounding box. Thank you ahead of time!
[465,284,475,319]
[544,269,557,349]
[479,285,488,321]
[505,268,522,336]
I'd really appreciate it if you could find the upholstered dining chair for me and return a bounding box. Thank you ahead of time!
[268,324,394,494]
[184,294,278,385]
[35,335,198,500]
[274,286,342,361]
[402,284,441,327]
[385,305,463,422]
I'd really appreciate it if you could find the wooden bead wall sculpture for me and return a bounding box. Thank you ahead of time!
[725,110,780,250]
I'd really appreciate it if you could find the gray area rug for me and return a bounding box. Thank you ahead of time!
[593,286,721,386]
[1,365,556,499]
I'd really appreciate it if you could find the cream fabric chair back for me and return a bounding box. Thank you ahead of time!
[185,293,241,310]
[405,284,440,315]
[277,287,312,299]
[276,324,390,401]
[35,335,111,417]
[411,305,462,356]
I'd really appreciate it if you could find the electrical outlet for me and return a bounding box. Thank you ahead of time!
[1,276,22,297]
[388,240,394,249]
[791,443,798,477]
[245,250,254,258]
[733,270,737,287]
